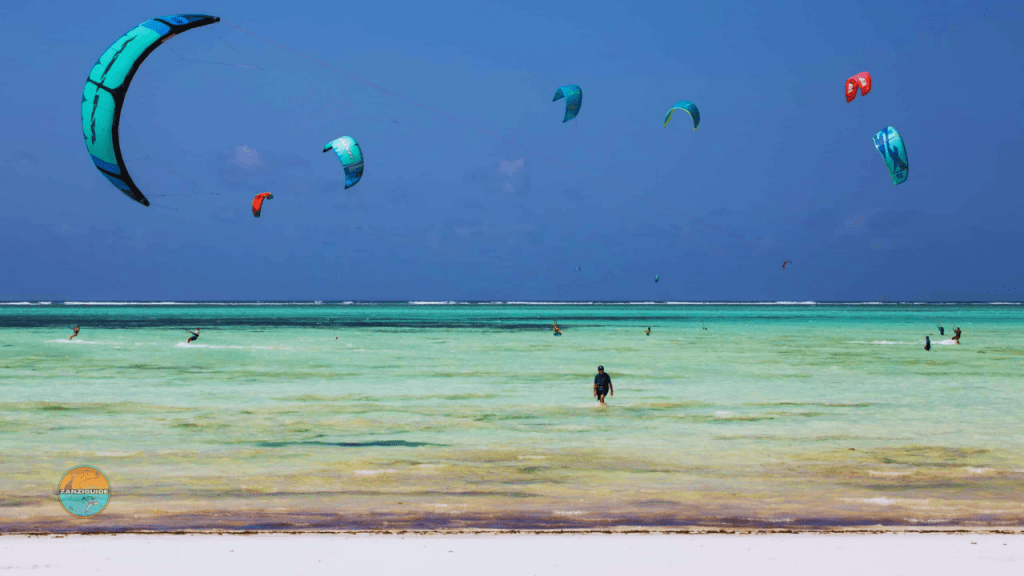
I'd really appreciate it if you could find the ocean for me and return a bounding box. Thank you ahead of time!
[1,302,1022,531]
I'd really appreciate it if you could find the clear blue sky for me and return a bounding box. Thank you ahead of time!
[2,0,1022,301]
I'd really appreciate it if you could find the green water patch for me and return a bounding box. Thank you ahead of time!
[744,402,878,408]
[254,439,445,448]
[681,414,777,423]
[985,347,1024,355]
[714,434,870,442]
[473,413,540,422]
[0,400,191,414]
[863,445,992,468]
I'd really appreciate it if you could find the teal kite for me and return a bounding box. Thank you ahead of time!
[82,15,220,207]
[872,127,908,185]
[664,100,700,131]
[323,136,364,189]
[552,85,582,123]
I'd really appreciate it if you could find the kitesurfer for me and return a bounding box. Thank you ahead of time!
[952,327,961,344]
[593,365,613,406]
[69,326,80,341]
[924,336,931,351]
[938,324,944,336]
[186,328,201,344]
[646,327,651,336]
[553,321,562,336]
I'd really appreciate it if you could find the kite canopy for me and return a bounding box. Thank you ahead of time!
[654,275,660,283]
[664,101,700,130]
[552,85,582,123]
[873,127,909,185]
[323,136,364,189]
[252,192,273,218]
[82,15,221,207]
[846,72,872,103]
[782,260,792,269]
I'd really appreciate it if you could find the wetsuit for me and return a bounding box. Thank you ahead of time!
[594,372,611,399]
[939,326,944,335]
[924,337,931,351]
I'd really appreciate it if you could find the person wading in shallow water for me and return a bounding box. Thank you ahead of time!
[593,365,613,406]
[924,335,931,351]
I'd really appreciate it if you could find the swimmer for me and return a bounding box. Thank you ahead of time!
[68,326,80,341]
[186,328,200,344]
[924,335,931,351]
[593,365,613,406]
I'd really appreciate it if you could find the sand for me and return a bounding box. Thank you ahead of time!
[2,531,1023,575]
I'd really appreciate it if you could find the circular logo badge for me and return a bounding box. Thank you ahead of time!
[58,466,110,517]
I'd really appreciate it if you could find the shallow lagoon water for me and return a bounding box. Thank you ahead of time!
[1,302,1022,530]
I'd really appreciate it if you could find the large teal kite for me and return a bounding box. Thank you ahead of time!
[872,126,909,185]
[664,100,700,131]
[323,136,364,189]
[552,85,582,123]
[82,15,220,207]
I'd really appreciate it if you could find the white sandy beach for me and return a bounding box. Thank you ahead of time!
[3,532,1023,575]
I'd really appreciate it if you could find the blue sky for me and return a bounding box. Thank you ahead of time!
[1,0,1022,301]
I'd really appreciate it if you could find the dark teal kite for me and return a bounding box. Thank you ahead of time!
[872,126,909,185]
[323,136,365,189]
[664,100,700,131]
[82,15,220,207]
[552,85,582,123]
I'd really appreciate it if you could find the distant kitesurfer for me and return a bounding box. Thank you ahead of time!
[553,321,562,336]
[186,328,201,344]
[924,336,931,351]
[69,326,80,341]
[938,324,944,336]
[646,327,651,336]
[593,365,613,406]
[952,327,961,344]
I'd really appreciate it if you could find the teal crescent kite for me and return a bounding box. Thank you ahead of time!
[552,85,582,123]
[323,136,364,189]
[664,100,700,131]
[82,15,220,207]
[872,126,909,185]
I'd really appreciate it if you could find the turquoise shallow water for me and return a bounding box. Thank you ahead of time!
[1,302,1023,531]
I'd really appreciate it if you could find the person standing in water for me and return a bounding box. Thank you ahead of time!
[645,327,651,336]
[938,324,944,336]
[68,326,80,341]
[553,321,562,336]
[952,326,961,344]
[924,336,931,351]
[186,328,201,344]
[593,365,613,406]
